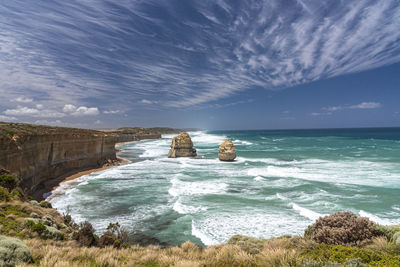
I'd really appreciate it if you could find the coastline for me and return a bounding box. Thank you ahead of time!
[49,141,136,194]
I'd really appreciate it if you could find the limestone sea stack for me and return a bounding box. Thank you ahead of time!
[218,140,236,161]
[168,132,197,158]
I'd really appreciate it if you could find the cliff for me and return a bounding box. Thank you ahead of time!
[100,128,162,143]
[0,123,117,199]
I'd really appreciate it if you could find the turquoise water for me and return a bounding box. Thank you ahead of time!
[49,128,400,246]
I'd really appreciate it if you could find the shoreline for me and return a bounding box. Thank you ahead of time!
[49,141,136,195]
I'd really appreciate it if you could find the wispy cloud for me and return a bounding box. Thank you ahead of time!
[314,101,382,115]
[350,102,382,109]
[323,102,382,112]
[13,97,33,103]
[0,0,399,113]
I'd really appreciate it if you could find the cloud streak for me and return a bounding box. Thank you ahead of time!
[0,0,399,114]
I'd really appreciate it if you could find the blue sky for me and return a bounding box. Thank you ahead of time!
[0,0,399,130]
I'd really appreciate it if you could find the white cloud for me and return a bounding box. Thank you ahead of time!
[71,107,99,116]
[103,110,121,114]
[316,102,382,115]
[13,97,33,103]
[63,104,100,116]
[36,104,44,109]
[0,1,399,109]
[4,106,65,118]
[0,115,17,121]
[141,99,157,104]
[311,112,331,116]
[63,104,77,113]
[350,102,382,109]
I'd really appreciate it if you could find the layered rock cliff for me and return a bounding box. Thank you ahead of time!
[218,140,236,161]
[0,123,117,199]
[168,132,197,158]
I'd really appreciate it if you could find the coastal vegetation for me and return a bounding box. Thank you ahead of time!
[0,173,399,266]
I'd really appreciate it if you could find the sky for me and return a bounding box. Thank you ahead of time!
[0,0,399,130]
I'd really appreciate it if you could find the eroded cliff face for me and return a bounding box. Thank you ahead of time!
[0,128,116,199]
[0,123,165,199]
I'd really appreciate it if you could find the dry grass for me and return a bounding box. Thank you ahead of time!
[15,237,306,267]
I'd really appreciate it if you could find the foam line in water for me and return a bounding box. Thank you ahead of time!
[191,220,217,246]
[173,198,207,214]
[291,203,323,221]
[358,210,399,225]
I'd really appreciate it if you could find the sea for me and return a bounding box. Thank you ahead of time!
[48,128,400,246]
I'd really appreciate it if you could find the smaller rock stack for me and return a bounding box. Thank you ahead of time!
[218,140,236,161]
[168,132,197,158]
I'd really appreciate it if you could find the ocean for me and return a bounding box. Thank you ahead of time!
[48,128,400,246]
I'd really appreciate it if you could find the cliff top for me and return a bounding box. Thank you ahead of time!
[0,122,105,139]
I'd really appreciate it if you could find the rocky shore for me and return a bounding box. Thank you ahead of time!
[0,122,167,200]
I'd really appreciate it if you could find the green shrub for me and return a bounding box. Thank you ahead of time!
[25,220,46,235]
[76,221,97,247]
[10,188,25,200]
[0,174,18,191]
[305,212,384,246]
[98,222,130,248]
[0,187,10,201]
[301,244,400,266]
[39,201,52,208]
[0,235,32,266]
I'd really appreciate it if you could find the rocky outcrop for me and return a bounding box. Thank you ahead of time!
[218,140,236,161]
[168,132,197,158]
[0,123,117,199]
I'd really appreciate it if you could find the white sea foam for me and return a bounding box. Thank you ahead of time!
[192,221,217,246]
[191,211,310,245]
[291,203,323,221]
[191,131,226,145]
[233,139,253,145]
[168,177,228,197]
[358,210,400,225]
[253,176,264,181]
[393,206,400,211]
[173,199,207,214]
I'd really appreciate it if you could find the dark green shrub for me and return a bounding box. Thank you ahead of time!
[25,220,46,235]
[75,221,97,247]
[0,186,10,201]
[0,174,18,191]
[98,222,130,248]
[39,201,52,208]
[98,232,116,247]
[305,212,384,246]
[10,188,25,200]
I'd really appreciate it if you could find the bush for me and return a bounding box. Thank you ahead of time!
[301,243,400,266]
[304,212,384,246]
[25,220,46,235]
[76,221,97,247]
[0,186,10,201]
[0,174,18,191]
[39,200,52,208]
[0,235,32,266]
[10,187,25,200]
[98,222,130,248]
